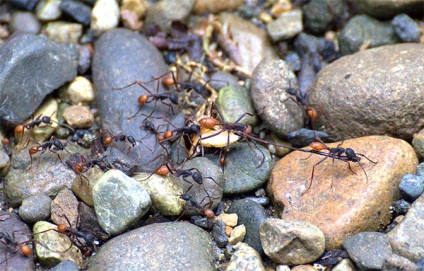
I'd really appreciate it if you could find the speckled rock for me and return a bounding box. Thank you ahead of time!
[338,15,399,56]
[399,174,424,202]
[62,105,94,128]
[412,128,424,158]
[19,194,52,224]
[144,0,194,33]
[71,166,104,207]
[218,13,278,74]
[309,43,424,141]
[302,0,348,34]
[250,58,304,138]
[45,21,82,44]
[332,259,356,271]
[382,254,419,271]
[268,136,418,249]
[267,9,303,41]
[226,242,266,271]
[388,193,424,261]
[392,14,421,43]
[50,189,79,228]
[355,0,424,19]
[91,0,119,35]
[260,218,325,265]
[92,170,151,235]
[87,222,215,271]
[193,0,244,14]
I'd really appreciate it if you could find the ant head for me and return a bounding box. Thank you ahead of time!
[41,116,51,123]
[14,124,24,135]
[180,194,190,201]
[170,94,179,104]
[138,94,148,105]
[346,148,360,161]
[244,125,252,134]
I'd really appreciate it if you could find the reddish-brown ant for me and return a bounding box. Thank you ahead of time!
[179,194,215,219]
[0,232,32,262]
[113,77,179,119]
[160,120,201,142]
[25,136,70,170]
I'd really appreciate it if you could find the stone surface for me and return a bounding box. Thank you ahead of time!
[226,242,266,271]
[338,15,399,56]
[332,259,356,271]
[260,218,325,265]
[91,0,119,35]
[92,170,151,235]
[388,193,424,261]
[229,225,246,245]
[343,232,392,270]
[250,58,304,138]
[193,0,244,14]
[92,28,184,172]
[144,0,194,33]
[45,21,82,44]
[60,0,92,26]
[212,219,228,248]
[87,222,215,271]
[309,43,424,141]
[10,11,41,34]
[0,32,77,127]
[412,128,424,158]
[218,12,278,74]
[62,105,94,128]
[392,13,421,43]
[302,0,348,34]
[50,189,79,228]
[66,76,95,105]
[399,174,424,202]
[50,260,80,271]
[267,9,303,41]
[382,254,419,271]
[19,194,52,224]
[355,0,424,19]
[227,199,268,255]
[71,166,104,207]
[36,0,62,21]
[268,136,418,249]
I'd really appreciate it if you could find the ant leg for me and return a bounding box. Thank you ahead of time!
[303,156,329,195]
[112,81,146,91]
[245,139,265,168]
[356,162,369,183]
[357,153,378,164]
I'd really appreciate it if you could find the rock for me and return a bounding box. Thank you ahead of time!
[416,258,424,270]
[0,32,77,126]
[250,58,304,138]
[10,0,39,10]
[388,193,424,261]
[19,194,52,224]
[298,52,322,94]
[338,15,399,56]
[121,0,149,18]
[227,199,268,255]
[76,44,92,75]
[260,218,325,265]
[399,174,424,202]
[267,9,303,41]
[212,219,228,248]
[302,0,348,34]
[355,0,424,19]
[382,254,419,271]
[92,28,184,172]
[66,76,95,105]
[332,259,356,271]
[392,14,421,43]
[87,222,215,271]
[309,43,424,141]
[293,33,324,56]
[50,189,79,228]
[226,242,266,271]
[50,260,80,271]
[4,144,86,207]
[62,105,94,128]
[175,157,225,212]
[33,221,82,268]
[218,12,278,74]
[134,173,185,216]
[244,196,269,206]
[229,225,246,245]
[60,0,92,26]
[417,163,424,177]
[268,136,417,249]
[285,51,301,72]
[0,146,10,175]
[193,0,244,14]
[91,0,119,35]
[71,165,104,207]
[215,213,238,227]
[412,128,424,158]
[9,11,41,34]
[291,266,316,271]
[144,0,194,33]
[92,170,151,235]
[287,129,329,148]
[210,71,239,91]
[343,232,392,270]
[393,199,411,215]
[0,212,34,271]
[45,21,83,44]
[216,84,258,125]
[36,0,62,21]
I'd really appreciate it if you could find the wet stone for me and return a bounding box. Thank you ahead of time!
[343,232,392,270]
[0,32,77,125]
[227,199,268,255]
[250,58,304,138]
[302,0,348,35]
[60,0,92,26]
[244,196,269,206]
[399,174,424,202]
[309,43,424,141]
[144,0,194,33]
[267,9,303,42]
[260,218,325,265]
[388,193,424,262]
[382,254,419,271]
[268,136,418,249]
[392,13,421,43]
[19,194,52,224]
[338,15,399,56]
[92,170,151,235]
[287,128,329,148]
[87,222,215,271]
[226,242,266,271]
[0,211,34,271]
[9,11,41,34]
[92,28,184,172]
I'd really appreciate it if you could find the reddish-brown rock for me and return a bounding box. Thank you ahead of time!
[267,136,417,249]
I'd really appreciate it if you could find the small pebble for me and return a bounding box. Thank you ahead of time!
[67,76,95,104]
[9,11,41,34]
[62,105,94,128]
[392,13,421,43]
[36,0,62,21]
[226,242,266,271]
[45,21,83,44]
[76,44,92,75]
[393,199,411,215]
[121,0,149,18]
[267,9,303,41]
[60,0,92,26]
[215,213,238,227]
[382,254,419,271]
[417,162,424,177]
[91,0,119,35]
[18,194,52,224]
[50,260,80,271]
[332,259,356,271]
[291,265,316,271]
[243,196,269,206]
[212,219,228,248]
[228,224,246,245]
[285,51,301,72]
[51,189,79,228]
[399,174,424,202]
[276,265,291,271]
[255,188,266,197]
[412,128,424,158]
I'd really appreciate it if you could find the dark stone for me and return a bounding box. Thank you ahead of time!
[343,232,392,270]
[212,219,228,248]
[382,254,419,271]
[60,0,92,26]
[392,13,421,43]
[227,199,268,255]
[9,0,39,10]
[393,199,411,215]
[101,147,138,176]
[298,52,322,93]
[285,51,301,72]
[92,28,184,172]
[399,174,424,202]
[287,128,329,148]
[303,0,349,34]
[50,260,80,271]
[416,258,424,271]
[18,194,52,224]
[0,33,77,129]
[293,33,325,56]
[76,44,91,75]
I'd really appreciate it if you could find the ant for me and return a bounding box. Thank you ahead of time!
[113,76,179,119]
[284,87,318,129]
[0,232,32,267]
[66,153,93,187]
[25,136,70,170]
[100,130,152,154]
[179,194,215,219]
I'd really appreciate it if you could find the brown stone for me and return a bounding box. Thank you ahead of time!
[62,105,94,128]
[267,135,417,249]
[193,0,244,14]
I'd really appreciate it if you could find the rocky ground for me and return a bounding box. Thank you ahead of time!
[0,0,424,270]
